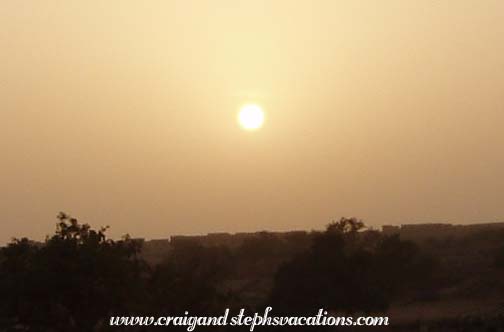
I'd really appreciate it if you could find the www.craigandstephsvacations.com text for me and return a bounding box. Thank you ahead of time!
[109,307,389,330]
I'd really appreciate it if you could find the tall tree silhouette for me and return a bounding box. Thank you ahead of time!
[0,213,146,331]
[269,217,438,314]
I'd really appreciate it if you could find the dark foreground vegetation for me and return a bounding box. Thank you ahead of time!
[1,214,504,331]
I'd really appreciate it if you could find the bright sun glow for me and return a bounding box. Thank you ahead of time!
[238,104,265,130]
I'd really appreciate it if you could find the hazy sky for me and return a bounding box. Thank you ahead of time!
[1,1,504,243]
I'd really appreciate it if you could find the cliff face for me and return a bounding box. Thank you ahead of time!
[142,222,504,251]
[139,222,504,265]
[140,230,311,265]
[382,222,504,241]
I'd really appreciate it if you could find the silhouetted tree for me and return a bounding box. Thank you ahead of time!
[269,217,438,314]
[494,244,504,269]
[148,241,233,316]
[0,213,146,331]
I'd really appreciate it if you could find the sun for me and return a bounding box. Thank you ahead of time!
[238,104,265,130]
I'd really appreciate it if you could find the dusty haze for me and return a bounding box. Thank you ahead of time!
[1,1,504,243]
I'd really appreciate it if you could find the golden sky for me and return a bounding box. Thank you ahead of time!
[1,1,504,242]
